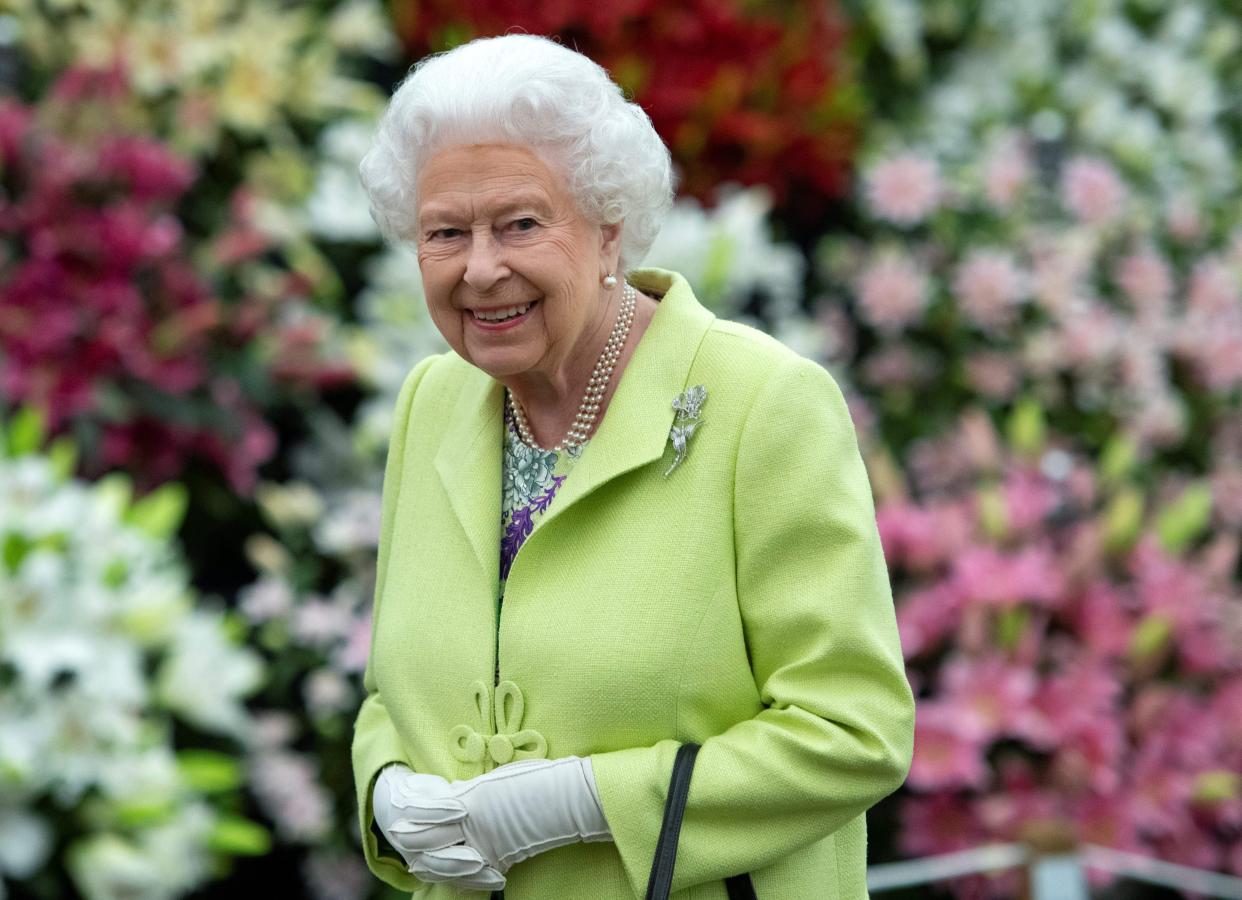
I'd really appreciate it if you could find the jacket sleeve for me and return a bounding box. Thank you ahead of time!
[352,355,439,893]
[588,354,916,896]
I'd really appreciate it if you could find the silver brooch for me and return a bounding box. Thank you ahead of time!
[665,385,707,477]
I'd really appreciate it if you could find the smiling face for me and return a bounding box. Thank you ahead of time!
[415,143,621,393]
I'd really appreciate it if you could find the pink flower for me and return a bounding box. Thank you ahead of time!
[861,343,936,388]
[1129,539,1216,638]
[1196,323,1242,392]
[1001,467,1060,533]
[248,751,333,843]
[1068,582,1136,658]
[877,501,973,571]
[964,352,1020,401]
[1113,248,1173,318]
[1070,792,1145,856]
[1131,390,1187,447]
[864,153,942,225]
[1212,678,1242,752]
[304,852,371,900]
[1187,257,1241,318]
[1016,656,1123,748]
[95,135,196,202]
[1151,817,1223,872]
[897,583,961,657]
[1028,230,1093,314]
[983,132,1032,210]
[1056,301,1123,367]
[899,793,990,857]
[1060,156,1127,224]
[239,578,294,624]
[1165,195,1205,242]
[940,654,1039,742]
[854,251,930,331]
[952,249,1027,332]
[908,702,991,790]
[950,545,1065,609]
[975,787,1064,843]
[1050,717,1125,793]
[292,597,354,648]
[1131,744,1195,837]
[248,711,297,750]
[334,615,373,674]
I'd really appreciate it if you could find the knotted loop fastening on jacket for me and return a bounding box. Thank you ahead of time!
[449,679,547,770]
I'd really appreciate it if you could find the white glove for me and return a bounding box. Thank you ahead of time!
[376,756,611,887]
[373,764,507,892]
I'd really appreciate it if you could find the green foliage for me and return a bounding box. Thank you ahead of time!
[1005,397,1046,459]
[2,406,47,457]
[126,483,189,539]
[1098,433,1139,487]
[177,750,245,795]
[1103,487,1145,552]
[208,815,272,856]
[1155,482,1213,554]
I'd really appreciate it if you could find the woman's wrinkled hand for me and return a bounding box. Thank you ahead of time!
[373,764,507,892]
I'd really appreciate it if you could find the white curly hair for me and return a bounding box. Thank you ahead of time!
[358,34,676,274]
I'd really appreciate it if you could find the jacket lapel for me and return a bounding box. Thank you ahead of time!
[530,269,715,537]
[433,370,504,591]
[431,268,715,581]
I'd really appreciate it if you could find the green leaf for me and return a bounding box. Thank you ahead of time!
[126,483,188,539]
[6,406,46,457]
[113,796,178,828]
[101,558,129,589]
[996,607,1029,649]
[46,436,79,480]
[1155,482,1212,554]
[977,485,1008,541]
[1191,770,1240,805]
[1006,397,1045,458]
[208,815,272,856]
[2,532,31,574]
[1128,613,1171,663]
[220,610,247,644]
[94,473,134,521]
[1098,434,1137,487]
[1103,487,1144,553]
[177,750,243,795]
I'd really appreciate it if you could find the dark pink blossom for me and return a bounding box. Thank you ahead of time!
[908,701,991,790]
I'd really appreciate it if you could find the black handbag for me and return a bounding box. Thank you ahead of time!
[645,743,757,900]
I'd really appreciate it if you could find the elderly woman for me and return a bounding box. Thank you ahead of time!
[352,33,914,900]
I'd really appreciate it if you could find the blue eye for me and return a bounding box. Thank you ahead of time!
[511,218,538,231]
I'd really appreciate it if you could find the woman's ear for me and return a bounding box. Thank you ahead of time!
[599,221,623,274]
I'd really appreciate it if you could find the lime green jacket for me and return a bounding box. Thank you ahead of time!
[353,269,915,899]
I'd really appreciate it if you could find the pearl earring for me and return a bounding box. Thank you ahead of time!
[602,273,617,289]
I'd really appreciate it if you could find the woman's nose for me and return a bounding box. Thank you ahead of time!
[463,233,510,293]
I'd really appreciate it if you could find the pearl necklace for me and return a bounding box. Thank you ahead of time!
[507,282,637,452]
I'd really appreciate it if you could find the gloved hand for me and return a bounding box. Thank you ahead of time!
[375,756,611,888]
[373,764,507,892]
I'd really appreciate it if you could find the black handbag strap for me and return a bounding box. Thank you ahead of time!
[645,743,757,900]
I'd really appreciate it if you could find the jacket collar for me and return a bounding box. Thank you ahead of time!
[433,268,716,584]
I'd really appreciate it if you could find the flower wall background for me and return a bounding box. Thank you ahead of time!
[0,1,1239,898]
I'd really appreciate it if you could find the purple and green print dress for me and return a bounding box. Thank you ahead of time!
[495,403,585,672]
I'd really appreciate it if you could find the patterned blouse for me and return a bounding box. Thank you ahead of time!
[495,403,586,673]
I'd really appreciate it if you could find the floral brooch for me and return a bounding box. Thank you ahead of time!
[665,384,707,477]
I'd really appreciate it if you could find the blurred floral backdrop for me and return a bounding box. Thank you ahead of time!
[0,1,1238,898]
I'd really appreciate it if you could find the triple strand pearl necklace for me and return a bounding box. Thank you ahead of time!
[507,282,637,453]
